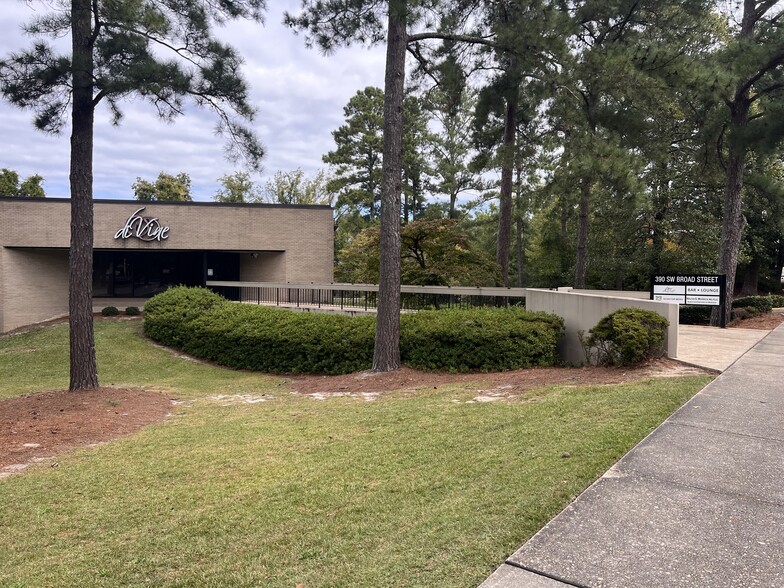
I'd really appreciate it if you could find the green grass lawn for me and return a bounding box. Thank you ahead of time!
[0,320,711,588]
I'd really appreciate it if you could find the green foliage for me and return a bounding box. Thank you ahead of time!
[124,306,141,316]
[142,286,226,348]
[213,171,261,203]
[262,169,332,205]
[732,296,774,313]
[133,172,192,202]
[586,308,669,366]
[679,305,712,325]
[185,304,376,375]
[143,287,563,374]
[0,168,45,197]
[400,307,564,372]
[323,87,385,220]
[101,306,119,317]
[337,218,502,286]
[766,294,784,308]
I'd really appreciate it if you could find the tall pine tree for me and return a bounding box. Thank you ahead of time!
[0,1,265,390]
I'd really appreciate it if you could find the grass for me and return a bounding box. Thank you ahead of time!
[0,319,712,588]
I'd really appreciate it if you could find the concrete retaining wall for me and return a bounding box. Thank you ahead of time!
[526,289,679,365]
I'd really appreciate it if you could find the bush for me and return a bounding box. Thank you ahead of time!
[184,304,376,375]
[143,286,227,348]
[585,308,669,366]
[765,294,784,308]
[732,296,773,313]
[125,306,141,316]
[143,286,564,374]
[400,307,563,372]
[101,306,119,317]
[679,305,712,325]
[731,307,759,322]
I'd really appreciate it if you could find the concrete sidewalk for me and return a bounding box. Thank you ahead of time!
[676,325,769,371]
[481,323,784,588]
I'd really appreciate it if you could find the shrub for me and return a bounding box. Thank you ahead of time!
[765,294,784,308]
[731,307,756,322]
[679,305,711,325]
[125,306,141,316]
[101,306,119,317]
[400,307,564,372]
[586,308,669,366]
[143,287,564,374]
[143,286,227,348]
[184,304,376,375]
[732,296,773,313]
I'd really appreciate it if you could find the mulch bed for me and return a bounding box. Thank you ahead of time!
[0,388,173,473]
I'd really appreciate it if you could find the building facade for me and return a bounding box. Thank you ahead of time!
[0,197,334,333]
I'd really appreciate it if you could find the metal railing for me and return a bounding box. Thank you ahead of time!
[206,281,527,313]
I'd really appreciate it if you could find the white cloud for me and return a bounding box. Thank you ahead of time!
[0,1,386,201]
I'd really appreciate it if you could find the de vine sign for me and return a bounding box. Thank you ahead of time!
[114,207,170,242]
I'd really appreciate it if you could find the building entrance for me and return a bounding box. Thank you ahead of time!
[93,251,239,298]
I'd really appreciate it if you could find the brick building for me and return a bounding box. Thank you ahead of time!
[0,197,334,332]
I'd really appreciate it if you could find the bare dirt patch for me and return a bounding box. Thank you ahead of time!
[288,359,711,401]
[1,388,173,476]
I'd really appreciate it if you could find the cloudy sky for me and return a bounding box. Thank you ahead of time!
[0,2,386,201]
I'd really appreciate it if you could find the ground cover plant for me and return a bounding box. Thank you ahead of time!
[0,320,710,587]
[143,287,564,373]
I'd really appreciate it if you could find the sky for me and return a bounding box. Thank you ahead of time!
[0,1,387,201]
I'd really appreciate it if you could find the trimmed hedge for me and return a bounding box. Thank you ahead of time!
[101,306,119,317]
[144,286,226,349]
[143,286,564,374]
[400,308,563,372]
[732,296,774,313]
[763,294,784,308]
[185,303,376,375]
[679,305,711,325]
[586,308,669,366]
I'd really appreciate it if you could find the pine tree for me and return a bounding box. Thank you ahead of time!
[288,1,494,371]
[0,0,265,390]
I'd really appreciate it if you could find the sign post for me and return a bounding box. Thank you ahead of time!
[650,274,727,328]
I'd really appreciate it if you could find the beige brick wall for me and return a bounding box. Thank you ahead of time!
[240,252,287,282]
[0,197,334,332]
[1,248,69,332]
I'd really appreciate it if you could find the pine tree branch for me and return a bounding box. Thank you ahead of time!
[406,31,497,49]
[735,47,784,101]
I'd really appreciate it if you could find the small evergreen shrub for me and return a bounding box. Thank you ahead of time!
[731,307,754,321]
[125,306,141,316]
[143,286,227,348]
[101,306,119,317]
[586,308,669,366]
[401,307,563,371]
[732,296,773,313]
[679,305,711,325]
[765,294,784,308]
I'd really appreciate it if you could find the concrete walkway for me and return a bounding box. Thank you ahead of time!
[481,323,784,588]
[676,325,769,371]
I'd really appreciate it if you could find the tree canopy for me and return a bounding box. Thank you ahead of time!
[0,168,46,197]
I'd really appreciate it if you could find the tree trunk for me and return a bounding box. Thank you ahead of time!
[711,103,749,326]
[373,1,407,372]
[574,176,590,289]
[496,90,517,288]
[515,214,525,288]
[68,0,99,391]
[449,192,457,219]
[740,258,760,296]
